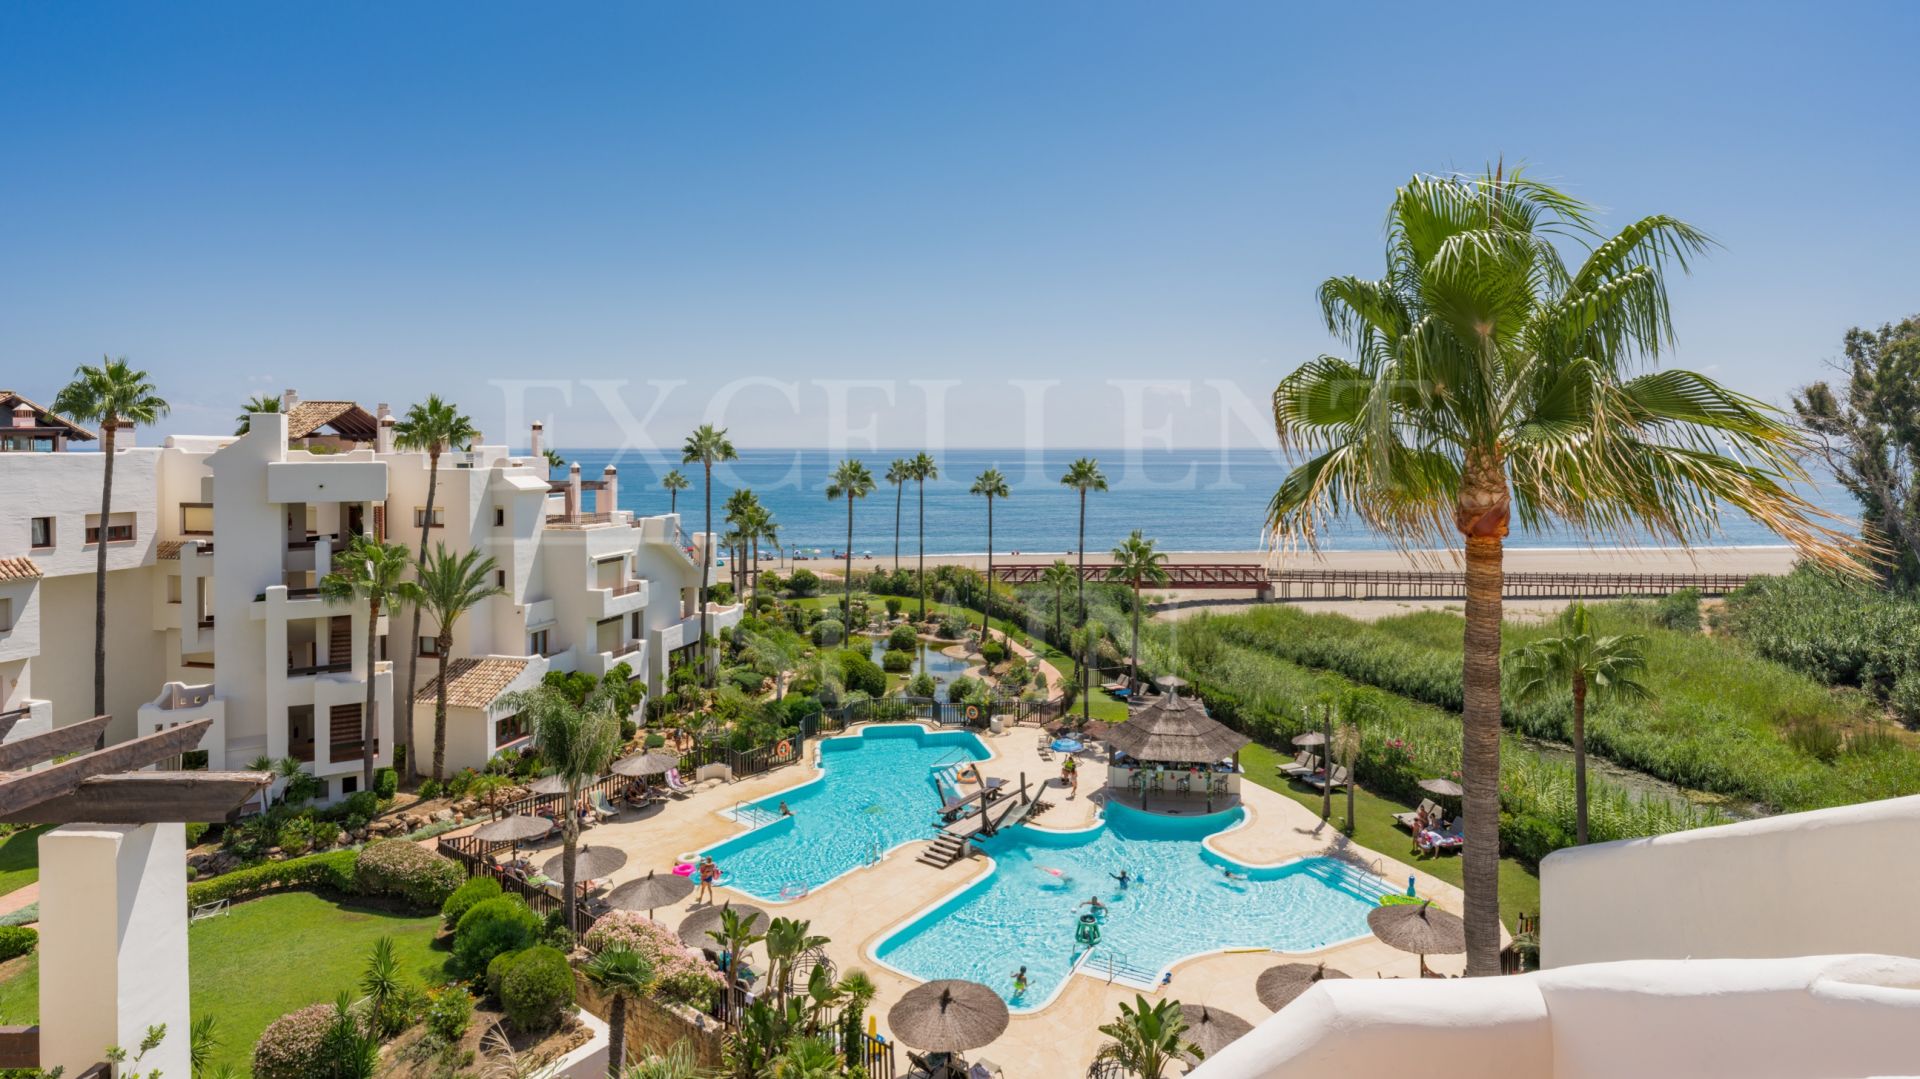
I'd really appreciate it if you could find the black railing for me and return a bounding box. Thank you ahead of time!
[288,661,352,677]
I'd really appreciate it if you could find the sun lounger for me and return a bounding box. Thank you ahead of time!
[1304,764,1350,792]
[590,790,620,820]
[1438,818,1466,849]
[1393,798,1442,831]
[1278,750,1317,778]
[664,768,693,797]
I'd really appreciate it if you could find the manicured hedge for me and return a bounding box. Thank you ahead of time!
[497,945,574,1032]
[454,894,542,975]
[252,1002,333,1079]
[186,849,357,907]
[0,926,35,963]
[353,840,464,910]
[441,874,503,929]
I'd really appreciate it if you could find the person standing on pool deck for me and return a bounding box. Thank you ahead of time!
[696,855,719,903]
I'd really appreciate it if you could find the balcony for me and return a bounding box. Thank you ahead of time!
[289,661,352,678]
[546,511,615,529]
[590,578,649,620]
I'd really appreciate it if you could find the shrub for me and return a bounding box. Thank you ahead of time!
[454,894,542,974]
[441,874,503,929]
[644,732,666,749]
[906,672,936,699]
[0,926,35,963]
[885,597,903,618]
[811,618,845,647]
[946,675,981,704]
[373,766,399,799]
[887,625,917,652]
[184,822,210,847]
[1652,589,1702,632]
[881,649,913,673]
[935,615,970,640]
[787,568,820,596]
[837,650,887,698]
[418,778,443,801]
[331,790,380,822]
[187,849,358,906]
[252,1002,333,1079]
[980,639,1006,665]
[354,840,464,911]
[426,987,474,1043]
[582,910,725,1006]
[497,945,574,1033]
[486,947,524,1000]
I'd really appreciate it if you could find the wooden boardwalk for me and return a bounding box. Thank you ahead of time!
[992,563,1752,599]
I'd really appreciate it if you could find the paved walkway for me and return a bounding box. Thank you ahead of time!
[0,882,38,924]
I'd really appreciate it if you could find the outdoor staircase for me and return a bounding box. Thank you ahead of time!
[917,831,971,869]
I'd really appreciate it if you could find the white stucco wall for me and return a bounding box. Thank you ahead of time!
[1540,794,1920,969]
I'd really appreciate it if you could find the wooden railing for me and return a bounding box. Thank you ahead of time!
[994,562,1755,598]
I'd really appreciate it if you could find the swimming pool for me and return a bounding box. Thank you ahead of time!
[699,724,990,901]
[873,802,1394,1011]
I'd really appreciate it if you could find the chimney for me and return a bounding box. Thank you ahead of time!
[115,419,135,449]
[568,461,582,518]
[281,388,298,410]
[12,404,34,430]
[376,415,394,454]
[602,465,618,516]
[469,431,483,450]
[529,422,544,460]
[375,403,391,422]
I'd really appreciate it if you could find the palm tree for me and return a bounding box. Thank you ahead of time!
[1041,560,1077,643]
[583,944,656,1077]
[825,459,875,625]
[417,545,505,780]
[908,453,939,620]
[494,682,622,932]
[682,426,738,684]
[885,459,911,573]
[542,448,565,472]
[706,904,769,974]
[234,393,281,435]
[52,358,168,718]
[319,534,421,792]
[1106,531,1168,689]
[359,936,404,1036]
[1093,996,1200,1079]
[1265,167,1854,974]
[744,504,777,603]
[769,1036,838,1079]
[392,396,479,779]
[724,488,762,598]
[661,468,690,516]
[763,916,828,1006]
[1507,602,1653,844]
[968,468,1010,644]
[1060,457,1107,724]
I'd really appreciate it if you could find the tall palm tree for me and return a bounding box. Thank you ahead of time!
[582,944,656,1077]
[1265,167,1855,974]
[661,468,690,516]
[391,396,478,780]
[53,358,168,719]
[825,460,876,625]
[1106,531,1168,690]
[319,534,421,792]
[969,468,1010,644]
[542,448,565,472]
[234,393,281,435]
[1507,602,1653,844]
[494,682,622,932]
[1041,560,1077,643]
[1061,457,1108,724]
[724,488,762,598]
[1093,996,1200,1079]
[908,453,939,620]
[743,503,778,603]
[682,426,738,684]
[416,545,505,781]
[885,459,911,574]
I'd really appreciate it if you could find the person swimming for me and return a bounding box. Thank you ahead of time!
[1012,966,1029,995]
[1111,869,1131,888]
[1222,867,1244,881]
[1080,896,1107,913]
[778,800,792,817]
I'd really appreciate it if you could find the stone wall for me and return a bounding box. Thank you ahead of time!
[574,974,728,1070]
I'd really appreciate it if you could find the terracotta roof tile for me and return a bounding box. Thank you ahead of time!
[0,390,97,441]
[0,557,43,581]
[413,657,530,709]
[286,400,378,440]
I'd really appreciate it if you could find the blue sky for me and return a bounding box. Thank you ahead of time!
[3,2,1915,450]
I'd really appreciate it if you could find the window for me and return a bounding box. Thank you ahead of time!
[0,598,11,632]
[166,575,182,604]
[496,712,528,745]
[530,629,550,656]
[340,776,358,795]
[84,513,135,544]
[412,507,444,528]
[418,636,440,657]
[493,507,506,527]
[179,503,213,535]
[29,517,52,549]
[495,570,507,588]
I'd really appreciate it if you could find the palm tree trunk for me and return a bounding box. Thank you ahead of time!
[699,463,713,685]
[982,498,993,644]
[894,483,903,574]
[1321,704,1333,821]
[401,451,442,780]
[1460,531,1506,976]
[1130,580,1141,690]
[1076,492,1088,725]
[670,488,677,516]
[1572,674,1589,845]
[605,994,627,1078]
[92,419,116,721]
[362,598,380,793]
[562,788,580,932]
[433,634,452,780]
[916,479,927,620]
[844,499,855,626]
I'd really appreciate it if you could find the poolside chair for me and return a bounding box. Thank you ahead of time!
[1394,798,1442,832]
[1437,817,1466,851]
[590,789,620,820]
[1278,750,1316,778]
[1304,764,1350,793]
[664,768,694,797]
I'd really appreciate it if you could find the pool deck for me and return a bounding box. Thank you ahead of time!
[477,723,1472,1077]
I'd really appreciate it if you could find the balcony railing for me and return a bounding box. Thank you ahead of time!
[288,661,352,678]
[328,737,378,762]
[609,639,643,658]
[546,511,613,528]
[602,579,642,596]
[197,615,215,629]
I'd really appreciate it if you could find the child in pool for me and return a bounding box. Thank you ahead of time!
[1012,966,1029,996]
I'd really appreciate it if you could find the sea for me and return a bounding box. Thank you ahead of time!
[560,447,1860,557]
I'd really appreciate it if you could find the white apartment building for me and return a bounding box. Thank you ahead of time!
[0,390,740,802]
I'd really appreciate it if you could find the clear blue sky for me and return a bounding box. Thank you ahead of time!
[3,2,1914,450]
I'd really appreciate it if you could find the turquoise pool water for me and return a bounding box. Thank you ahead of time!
[874,803,1393,1010]
[699,725,989,901]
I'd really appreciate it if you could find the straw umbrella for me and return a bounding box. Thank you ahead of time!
[605,870,695,920]
[470,814,551,860]
[1255,962,1351,1011]
[543,845,627,881]
[677,902,768,951]
[1368,900,1467,977]
[1418,778,1464,798]
[612,752,678,777]
[1178,1004,1253,1062]
[525,775,567,796]
[887,979,1010,1055]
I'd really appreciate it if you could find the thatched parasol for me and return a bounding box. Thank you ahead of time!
[1103,692,1249,764]
[612,753,678,778]
[1290,731,1327,748]
[542,845,627,881]
[471,814,551,845]
[1368,900,1467,961]
[886,979,1010,1053]
[1417,777,1464,798]
[1255,962,1351,1011]
[605,870,695,918]
[1178,1004,1253,1061]
[677,902,768,951]
[525,775,568,796]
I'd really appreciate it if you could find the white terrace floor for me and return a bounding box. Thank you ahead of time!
[459,725,1470,1077]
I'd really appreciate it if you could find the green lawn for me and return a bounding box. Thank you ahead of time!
[0,826,50,899]
[0,890,448,1075]
[1240,742,1540,933]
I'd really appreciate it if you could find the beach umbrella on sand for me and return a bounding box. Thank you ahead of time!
[525,775,568,796]
[1417,777,1464,798]
[605,869,695,919]
[542,845,627,881]
[1368,900,1467,975]
[1178,1004,1253,1062]
[1291,731,1327,747]
[612,753,678,778]
[887,979,1010,1053]
[471,814,551,849]
[678,902,768,951]
[1256,962,1352,1011]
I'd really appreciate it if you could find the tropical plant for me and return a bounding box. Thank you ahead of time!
[683,426,739,683]
[767,1036,838,1079]
[908,452,939,619]
[319,991,380,1079]
[968,468,1010,644]
[584,944,657,1077]
[495,683,623,931]
[418,544,506,778]
[763,916,828,1006]
[52,357,168,716]
[706,904,769,975]
[621,1041,708,1079]
[1507,602,1653,844]
[319,534,422,791]
[1264,167,1853,972]
[662,468,691,516]
[826,459,876,624]
[393,395,480,779]
[1093,995,1199,1079]
[1061,457,1107,723]
[1106,531,1168,688]
[235,393,281,435]
[886,458,911,573]
[543,448,566,472]
[190,1013,220,1079]
[1041,560,1077,643]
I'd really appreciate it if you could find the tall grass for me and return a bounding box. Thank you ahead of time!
[1719,566,1920,721]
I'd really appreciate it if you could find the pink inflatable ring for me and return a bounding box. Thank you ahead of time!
[672,862,696,877]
